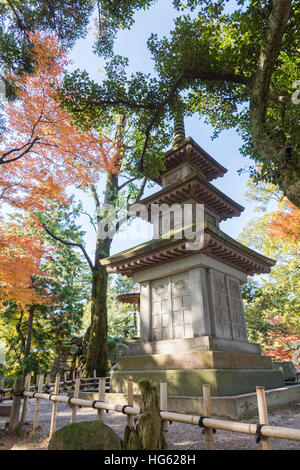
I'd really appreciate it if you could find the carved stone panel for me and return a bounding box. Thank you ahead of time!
[151,278,171,341]
[226,277,248,341]
[171,273,193,339]
[151,272,193,341]
[210,270,232,339]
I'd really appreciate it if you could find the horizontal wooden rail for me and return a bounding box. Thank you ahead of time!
[22,390,300,443]
[1,376,110,398]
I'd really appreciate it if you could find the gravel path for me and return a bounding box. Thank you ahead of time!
[1,398,300,450]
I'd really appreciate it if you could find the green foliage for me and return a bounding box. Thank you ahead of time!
[107,275,139,338]
[0,0,94,78]
[240,195,300,356]
[244,179,283,213]
[59,0,300,204]
[0,202,92,379]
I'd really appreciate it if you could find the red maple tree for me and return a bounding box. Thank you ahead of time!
[0,33,116,306]
[268,200,300,242]
[265,315,300,364]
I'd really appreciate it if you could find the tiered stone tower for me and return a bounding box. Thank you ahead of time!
[101,129,283,397]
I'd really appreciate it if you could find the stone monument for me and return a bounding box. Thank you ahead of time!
[100,122,284,397]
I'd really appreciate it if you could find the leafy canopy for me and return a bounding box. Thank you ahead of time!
[0,1,95,80]
[59,0,300,206]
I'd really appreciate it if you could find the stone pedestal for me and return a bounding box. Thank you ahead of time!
[110,349,283,397]
[110,257,284,396]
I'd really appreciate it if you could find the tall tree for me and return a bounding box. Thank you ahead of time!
[0,33,114,306]
[41,116,149,376]
[59,0,300,207]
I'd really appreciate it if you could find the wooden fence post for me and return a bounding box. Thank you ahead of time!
[203,384,214,450]
[97,377,106,422]
[93,369,97,379]
[127,379,134,429]
[8,376,23,432]
[20,373,31,424]
[70,377,80,424]
[256,386,272,450]
[49,374,60,439]
[33,374,44,432]
[160,381,168,446]
[0,376,4,389]
[46,374,50,388]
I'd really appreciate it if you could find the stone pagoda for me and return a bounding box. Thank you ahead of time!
[100,123,283,397]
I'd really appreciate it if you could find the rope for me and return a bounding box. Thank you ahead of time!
[92,400,103,409]
[121,405,132,415]
[12,388,24,397]
[198,416,216,434]
[255,423,265,444]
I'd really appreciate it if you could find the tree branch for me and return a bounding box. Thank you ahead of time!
[118,177,138,191]
[78,210,97,232]
[138,68,249,170]
[135,177,148,203]
[0,137,40,165]
[40,222,94,272]
[250,0,292,158]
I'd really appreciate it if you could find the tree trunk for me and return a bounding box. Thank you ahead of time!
[123,379,168,450]
[86,173,118,376]
[24,305,34,358]
[86,261,109,376]
[86,116,128,376]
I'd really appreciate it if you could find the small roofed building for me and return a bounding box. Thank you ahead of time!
[101,122,283,397]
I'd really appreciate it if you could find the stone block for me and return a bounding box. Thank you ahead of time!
[110,368,284,397]
[272,361,297,382]
[118,350,272,371]
[128,336,261,356]
[48,421,122,450]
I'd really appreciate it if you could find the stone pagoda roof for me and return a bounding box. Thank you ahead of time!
[101,134,275,279]
[153,137,228,184]
[137,172,244,221]
[100,222,275,277]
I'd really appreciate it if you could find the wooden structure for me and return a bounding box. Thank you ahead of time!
[5,375,300,450]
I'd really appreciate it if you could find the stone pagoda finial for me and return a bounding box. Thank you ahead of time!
[172,114,186,150]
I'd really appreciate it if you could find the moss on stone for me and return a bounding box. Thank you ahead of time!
[48,421,121,450]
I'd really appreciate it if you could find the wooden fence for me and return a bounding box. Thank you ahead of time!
[3,374,300,450]
[0,372,110,402]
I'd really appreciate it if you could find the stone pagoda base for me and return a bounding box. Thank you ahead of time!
[110,345,284,397]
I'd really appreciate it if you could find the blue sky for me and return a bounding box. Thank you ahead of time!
[67,0,274,261]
